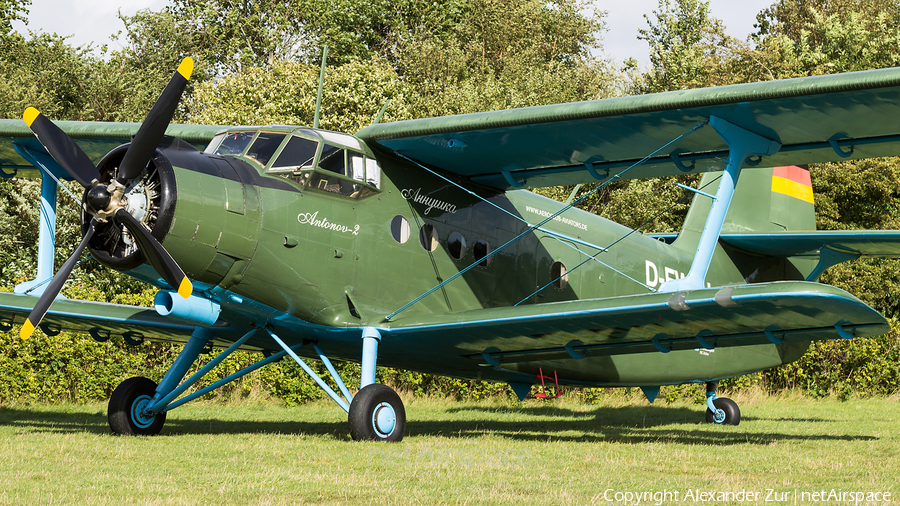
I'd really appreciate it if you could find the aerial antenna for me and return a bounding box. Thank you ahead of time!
[313,44,328,129]
[372,99,391,125]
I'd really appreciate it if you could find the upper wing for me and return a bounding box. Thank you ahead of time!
[382,281,887,364]
[0,119,224,178]
[356,67,900,190]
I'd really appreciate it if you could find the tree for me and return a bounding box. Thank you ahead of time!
[0,0,28,41]
[636,0,743,92]
[188,59,412,133]
[117,0,469,75]
[394,0,614,118]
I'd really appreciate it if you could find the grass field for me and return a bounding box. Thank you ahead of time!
[0,392,897,505]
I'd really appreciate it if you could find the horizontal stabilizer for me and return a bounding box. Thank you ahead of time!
[719,231,900,258]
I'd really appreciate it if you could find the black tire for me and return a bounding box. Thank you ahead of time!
[705,397,741,426]
[108,377,166,436]
[348,384,406,442]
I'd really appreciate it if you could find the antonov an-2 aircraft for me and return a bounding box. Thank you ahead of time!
[2,57,900,441]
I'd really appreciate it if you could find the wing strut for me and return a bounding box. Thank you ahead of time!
[11,145,71,297]
[384,120,710,320]
[659,116,781,292]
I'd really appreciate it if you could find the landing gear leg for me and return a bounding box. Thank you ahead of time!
[704,381,740,425]
[108,327,212,436]
[349,327,406,441]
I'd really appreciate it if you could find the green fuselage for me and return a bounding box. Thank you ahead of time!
[148,128,811,387]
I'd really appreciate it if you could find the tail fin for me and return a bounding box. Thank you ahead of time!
[674,166,815,252]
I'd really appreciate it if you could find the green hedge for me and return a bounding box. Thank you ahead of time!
[1,321,897,405]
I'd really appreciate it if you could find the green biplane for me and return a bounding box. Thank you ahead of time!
[2,57,900,440]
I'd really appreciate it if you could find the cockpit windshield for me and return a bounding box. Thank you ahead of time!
[208,127,381,198]
[245,132,286,167]
[270,136,318,171]
[206,131,255,156]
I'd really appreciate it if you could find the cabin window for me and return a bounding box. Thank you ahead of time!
[391,215,410,244]
[246,133,287,167]
[419,224,439,252]
[306,145,379,197]
[210,131,255,156]
[366,158,381,188]
[270,136,319,171]
[474,239,492,267]
[551,261,568,289]
[448,231,466,260]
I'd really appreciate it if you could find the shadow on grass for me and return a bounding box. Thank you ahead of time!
[0,403,876,445]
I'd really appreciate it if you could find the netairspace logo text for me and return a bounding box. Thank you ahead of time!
[600,488,892,505]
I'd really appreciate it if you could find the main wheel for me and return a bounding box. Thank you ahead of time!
[705,397,741,426]
[348,384,406,442]
[108,376,166,436]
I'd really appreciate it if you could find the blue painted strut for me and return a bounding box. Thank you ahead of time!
[151,327,215,405]
[659,116,781,293]
[14,153,57,296]
[162,342,306,412]
[267,329,351,412]
[146,328,257,414]
[13,145,82,297]
[314,344,352,404]
[361,327,381,388]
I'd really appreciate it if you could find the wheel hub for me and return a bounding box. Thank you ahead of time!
[130,394,157,429]
[372,402,397,437]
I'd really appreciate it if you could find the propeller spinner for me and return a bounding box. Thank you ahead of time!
[19,58,196,339]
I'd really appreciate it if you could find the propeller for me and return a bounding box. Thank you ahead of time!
[20,219,98,340]
[117,58,193,185]
[19,58,196,340]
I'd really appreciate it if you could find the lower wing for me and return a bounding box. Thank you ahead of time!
[382,281,887,365]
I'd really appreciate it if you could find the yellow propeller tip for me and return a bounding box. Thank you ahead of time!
[177,57,194,80]
[23,107,40,127]
[20,320,35,340]
[177,278,192,299]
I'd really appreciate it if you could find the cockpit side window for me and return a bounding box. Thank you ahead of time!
[270,136,319,171]
[212,131,255,156]
[260,132,380,198]
[245,133,287,167]
[319,144,346,175]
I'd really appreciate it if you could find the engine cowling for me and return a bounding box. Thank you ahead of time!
[82,143,178,272]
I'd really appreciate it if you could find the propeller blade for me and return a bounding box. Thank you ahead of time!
[116,57,194,185]
[23,107,100,188]
[20,219,98,340]
[115,208,192,299]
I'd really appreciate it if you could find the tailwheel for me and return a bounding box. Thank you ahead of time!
[348,384,406,442]
[108,376,166,436]
[705,397,741,426]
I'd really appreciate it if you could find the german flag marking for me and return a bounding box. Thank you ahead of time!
[771,166,814,204]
